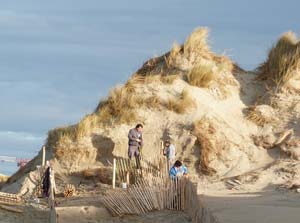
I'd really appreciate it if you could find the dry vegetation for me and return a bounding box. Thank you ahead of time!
[186,64,215,88]
[47,114,99,148]
[165,89,196,114]
[192,117,228,175]
[245,104,276,127]
[167,27,237,101]
[47,78,196,148]
[95,86,139,125]
[169,27,234,72]
[258,31,300,87]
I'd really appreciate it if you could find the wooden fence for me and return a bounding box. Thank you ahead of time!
[103,177,218,222]
[115,156,168,185]
[0,191,23,205]
[103,153,219,223]
[102,177,187,216]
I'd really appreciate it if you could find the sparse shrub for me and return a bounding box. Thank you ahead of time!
[186,64,215,88]
[258,31,300,87]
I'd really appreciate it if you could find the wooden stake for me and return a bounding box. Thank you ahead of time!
[42,146,46,166]
[112,158,116,189]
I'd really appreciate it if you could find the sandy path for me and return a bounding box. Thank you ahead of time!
[200,189,300,223]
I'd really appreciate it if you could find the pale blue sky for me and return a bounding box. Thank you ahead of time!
[0,0,299,174]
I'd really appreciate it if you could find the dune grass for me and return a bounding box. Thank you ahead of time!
[258,31,300,87]
[183,27,212,61]
[165,89,195,114]
[192,118,219,175]
[48,85,196,148]
[186,64,215,88]
[160,74,178,84]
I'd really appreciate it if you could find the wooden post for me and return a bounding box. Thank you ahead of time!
[42,146,46,167]
[48,167,55,209]
[126,171,130,185]
[112,158,116,189]
[160,140,164,155]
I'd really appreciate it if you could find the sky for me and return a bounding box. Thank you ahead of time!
[0,0,300,174]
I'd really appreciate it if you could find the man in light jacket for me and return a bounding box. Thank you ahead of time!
[128,124,143,160]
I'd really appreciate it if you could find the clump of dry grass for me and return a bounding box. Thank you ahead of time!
[47,113,99,148]
[245,105,275,126]
[165,90,195,114]
[186,64,215,88]
[258,31,300,87]
[182,27,235,73]
[160,74,178,84]
[47,125,78,148]
[183,27,212,62]
[95,85,140,125]
[192,117,232,175]
[214,54,234,73]
[166,42,182,67]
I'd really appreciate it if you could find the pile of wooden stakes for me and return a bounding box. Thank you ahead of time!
[102,177,188,216]
[0,192,23,205]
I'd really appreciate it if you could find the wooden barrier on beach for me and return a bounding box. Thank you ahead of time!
[115,156,167,185]
[102,177,187,216]
[103,151,219,223]
[0,191,23,205]
[103,177,217,223]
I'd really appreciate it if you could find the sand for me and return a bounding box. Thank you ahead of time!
[199,189,300,223]
[56,208,191,223]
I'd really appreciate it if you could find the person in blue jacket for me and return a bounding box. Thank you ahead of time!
[169,160,188,179]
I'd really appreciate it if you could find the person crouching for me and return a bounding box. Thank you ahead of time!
[169,160,188,179]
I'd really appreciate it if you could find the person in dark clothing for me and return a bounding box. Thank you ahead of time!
[128,124,143,159]
[42,166,51,197]
[128,124,143,169]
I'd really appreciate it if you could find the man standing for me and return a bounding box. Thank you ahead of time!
[128,124,143,160]
[163,140,176,170]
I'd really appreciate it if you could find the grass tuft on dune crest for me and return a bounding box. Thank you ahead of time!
[258,31,300,87]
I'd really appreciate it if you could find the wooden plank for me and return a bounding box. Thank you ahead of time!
[112,158,116,189]
[42,146,46,166]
